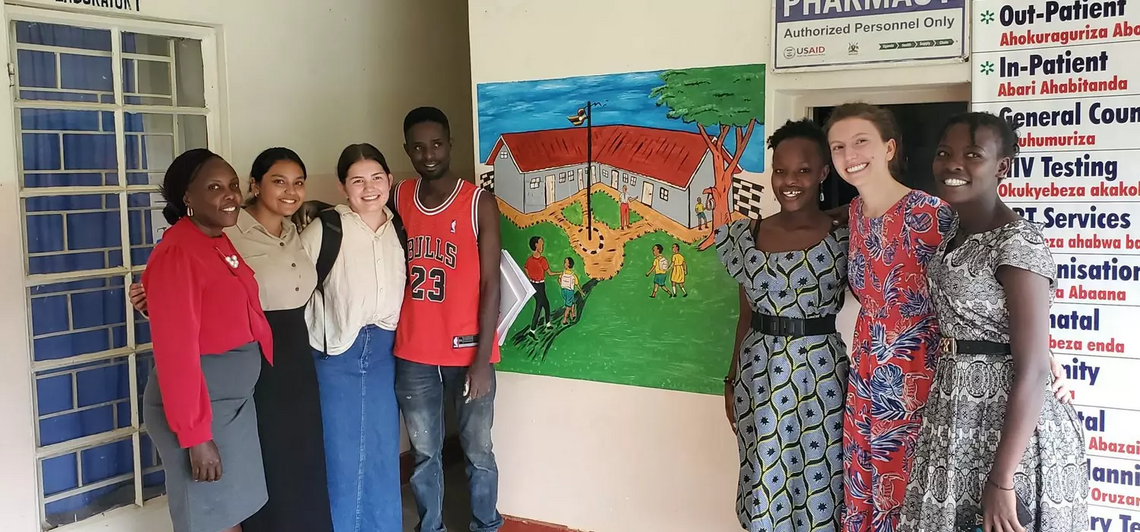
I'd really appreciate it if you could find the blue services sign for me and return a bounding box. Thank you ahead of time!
[773,0,967,70]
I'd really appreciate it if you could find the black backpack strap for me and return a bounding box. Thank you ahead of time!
[388,188,409,262]
[315,208,342,295]
[313,208,342,356]
[390,207,409,261]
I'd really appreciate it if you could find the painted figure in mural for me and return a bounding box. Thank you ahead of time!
[695,197,708,230]
[524,236,555,330]
[129,148,334,532]
[669,243,688,297]
[620,185,634,229]
[559,257,581,325]
[646,244,672,298]
[826,102,954,532]
[715,119,848,532]
[898,113,1088,532]
[393,106,504,532]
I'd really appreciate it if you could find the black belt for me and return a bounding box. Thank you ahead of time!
[940,338,1011,355]
[751,313,836,338]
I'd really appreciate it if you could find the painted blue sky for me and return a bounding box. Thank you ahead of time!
[476,70,765,173]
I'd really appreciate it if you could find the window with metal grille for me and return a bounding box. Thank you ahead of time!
[8,6,220,529]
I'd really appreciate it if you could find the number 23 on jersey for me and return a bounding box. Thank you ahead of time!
[409,265,446,302]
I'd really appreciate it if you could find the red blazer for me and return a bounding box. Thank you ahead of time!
[142,217,273,448]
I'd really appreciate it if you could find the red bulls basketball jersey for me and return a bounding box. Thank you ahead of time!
[393,177,500,366]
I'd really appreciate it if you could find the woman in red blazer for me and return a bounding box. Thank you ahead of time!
[142,148,274,532]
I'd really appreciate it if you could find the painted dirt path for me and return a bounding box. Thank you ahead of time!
[500,185,746,360]
[498,185,722,280]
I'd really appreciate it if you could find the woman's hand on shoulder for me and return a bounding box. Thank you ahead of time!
[1050,355,1072,403]
[824,205,850,227]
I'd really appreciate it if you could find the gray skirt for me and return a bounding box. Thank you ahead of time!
[144,342,268,532]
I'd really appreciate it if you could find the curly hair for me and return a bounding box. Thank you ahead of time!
[767,118,829,164]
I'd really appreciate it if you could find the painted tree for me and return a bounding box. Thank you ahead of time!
[650,66,765,250]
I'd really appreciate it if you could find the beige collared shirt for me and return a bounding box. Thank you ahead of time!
[300,204,406,355]
[223,209,317,312]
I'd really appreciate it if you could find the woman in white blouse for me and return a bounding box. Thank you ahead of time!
[130,148,333,532]
[300,143,406,532]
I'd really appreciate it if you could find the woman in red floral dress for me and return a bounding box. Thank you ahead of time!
[825,104,956,532]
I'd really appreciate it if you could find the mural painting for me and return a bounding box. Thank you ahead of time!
[476,65,767,395]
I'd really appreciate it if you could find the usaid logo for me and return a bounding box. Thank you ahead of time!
[784,45,826,59]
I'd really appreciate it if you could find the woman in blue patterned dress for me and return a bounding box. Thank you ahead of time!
[716,119,849,532]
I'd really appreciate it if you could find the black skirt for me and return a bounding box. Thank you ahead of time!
[242,306,333,532]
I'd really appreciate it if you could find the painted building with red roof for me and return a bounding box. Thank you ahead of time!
[484,125,737,228]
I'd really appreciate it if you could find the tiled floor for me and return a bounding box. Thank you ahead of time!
[401,462,578,532]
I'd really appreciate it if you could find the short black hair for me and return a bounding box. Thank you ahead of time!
[336,143,391,184]
[403,106,450,136]
[940,111,1021,159]
[161,148,220,224]
[565,256,575,268]
[767,118,829,164]
[653,244,663,253]
[529,236,542,250]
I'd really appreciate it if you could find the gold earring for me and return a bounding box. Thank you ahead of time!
[187,206,194,217]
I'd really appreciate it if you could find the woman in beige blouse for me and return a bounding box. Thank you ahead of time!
[299,143,406,532]
[131,148,333,532]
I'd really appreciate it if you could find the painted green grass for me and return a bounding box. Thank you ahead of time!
[499,217,737,395]
[589,191,642,229]
[562,202,584,226]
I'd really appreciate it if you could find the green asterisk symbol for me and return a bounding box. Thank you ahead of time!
[980,10,995,23]
[980,61,995,75]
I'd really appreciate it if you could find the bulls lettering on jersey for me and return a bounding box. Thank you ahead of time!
[405,236,457,302]
[392,178,500,366]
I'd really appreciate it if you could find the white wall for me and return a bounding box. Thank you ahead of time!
[468,1,970,531]
[0,0,473,530]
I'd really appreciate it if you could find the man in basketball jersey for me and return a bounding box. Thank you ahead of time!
[392,106,503,532]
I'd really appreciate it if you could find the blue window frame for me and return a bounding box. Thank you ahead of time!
[11,13,215,529]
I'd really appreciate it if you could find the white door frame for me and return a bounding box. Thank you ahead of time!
[778,83,971,130]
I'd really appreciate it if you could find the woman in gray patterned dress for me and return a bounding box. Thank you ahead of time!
[716,119,848,532]
[899,112,1088,532]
